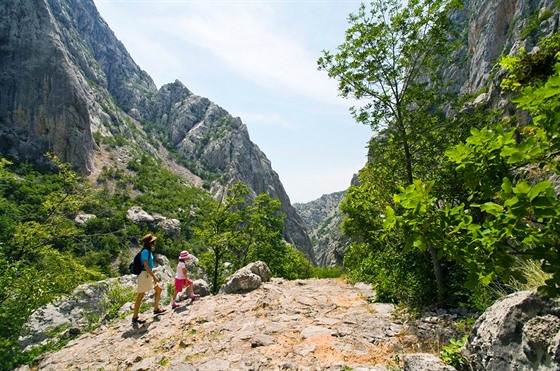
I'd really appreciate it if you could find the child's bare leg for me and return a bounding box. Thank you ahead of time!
[188,284,199,299]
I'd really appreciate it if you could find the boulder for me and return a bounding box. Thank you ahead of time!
[463,290,560,370]
[402,353,456,370]
[74,213,96,225]
[219,261,271,294]
[193,279,210,297]
[126,207,181,237]
[245,260,272,282]
[126,206,154,223]
[178,279,210,301]
[157,218,181,237]
[19,259,174,351]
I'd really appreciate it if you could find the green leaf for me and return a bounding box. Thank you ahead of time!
[514,182,532,195]
[383,206,396,229]
[504,196,520,208]
[501,178,513,194]
[413,239,424,249]
[528,181,552,201]
[478,202,504,214]
[504,149,525,163]
[480,272,494,286]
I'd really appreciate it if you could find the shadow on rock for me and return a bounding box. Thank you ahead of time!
[122,323,151,339]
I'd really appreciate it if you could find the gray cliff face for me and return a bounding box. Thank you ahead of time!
[446,0,559,98]
[47,0,157,110]
[0,0,157,172]
[295,191,347,267]
[0,0,95,173]
[0,0,313,260]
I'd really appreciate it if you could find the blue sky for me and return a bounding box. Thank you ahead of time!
[92,0,372,203]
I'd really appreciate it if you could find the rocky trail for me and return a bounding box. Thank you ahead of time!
[23,278,465,370]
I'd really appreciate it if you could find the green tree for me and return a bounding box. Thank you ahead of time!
[245,193,286,274]
[318,0,463,305]
[195,182,250,294]
[195,181,311,292]
[318,0,460,184]
[385,35,560,298]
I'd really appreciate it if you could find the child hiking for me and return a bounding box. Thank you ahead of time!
[132,234,167,324]
[171,250,199,309]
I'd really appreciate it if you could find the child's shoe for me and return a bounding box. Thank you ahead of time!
[172,302,181,309]
[190,294,200,300]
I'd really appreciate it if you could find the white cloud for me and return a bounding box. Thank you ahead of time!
[96,2,349,103]
[169,6,346,105]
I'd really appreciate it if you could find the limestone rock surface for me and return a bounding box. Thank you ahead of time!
[18,279,476,371]
[403,353,456,371]
[463,290,560,370]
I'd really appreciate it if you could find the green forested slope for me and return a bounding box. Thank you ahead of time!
[319,0,560,311]
[0,153,313,369]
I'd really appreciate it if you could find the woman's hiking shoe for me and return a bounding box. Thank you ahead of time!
[132,317,146,324]
[153,308,167,315]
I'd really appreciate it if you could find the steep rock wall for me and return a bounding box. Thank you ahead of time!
[295,191,347,267]
[0,0,95,172]
[447,0,559,97]
[144,81,313,259]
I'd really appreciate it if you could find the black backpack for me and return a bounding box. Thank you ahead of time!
[129,247,149,275]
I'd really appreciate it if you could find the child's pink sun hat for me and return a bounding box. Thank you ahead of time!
[179,251,189,260]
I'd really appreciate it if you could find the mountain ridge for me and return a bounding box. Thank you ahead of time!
[0,0,314,261]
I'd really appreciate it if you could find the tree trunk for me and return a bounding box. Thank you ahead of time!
[428,243,445,305]
[403,138,414,185]
[212,249,220,294]
[394,115,414,185]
